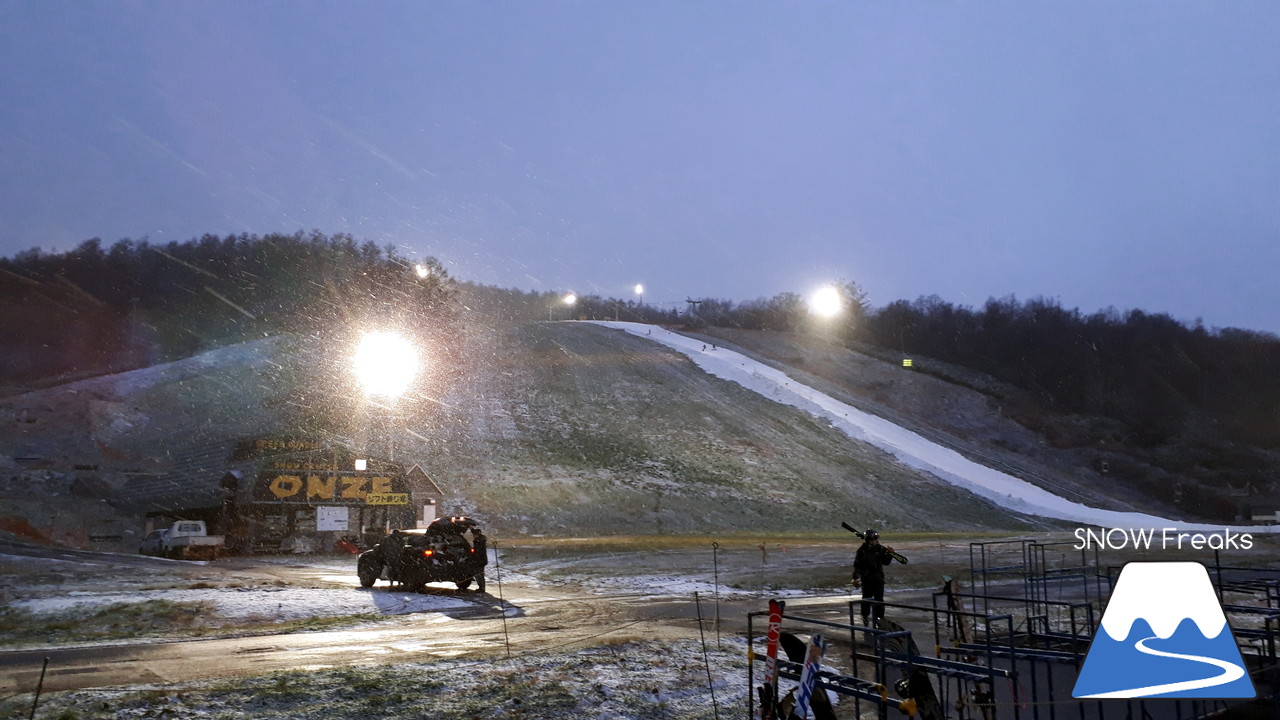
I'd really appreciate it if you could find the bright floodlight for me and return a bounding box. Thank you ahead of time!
[809,286,843,317]
[353,331,420,398]
[564,293,577,306]
[634,284,644,295]
[414,264,430,279]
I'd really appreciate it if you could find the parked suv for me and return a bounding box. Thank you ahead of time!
[357,516,487,592]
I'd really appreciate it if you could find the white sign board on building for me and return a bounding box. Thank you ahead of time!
[416,501,438,529]
[316,506,349,532]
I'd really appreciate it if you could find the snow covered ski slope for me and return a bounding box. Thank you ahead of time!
[593,322,1272,532]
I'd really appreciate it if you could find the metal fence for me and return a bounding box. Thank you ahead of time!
[746,545,1278,720]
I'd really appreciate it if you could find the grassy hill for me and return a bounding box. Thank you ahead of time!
[408,321,1043,534]
[4,235,1270,537]
[692,326,1190,520]
[0,319,1049,547]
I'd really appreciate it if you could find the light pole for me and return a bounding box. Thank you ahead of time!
[563,292,577,321]
[808,286,843,318]
[353,330,419,399]
[807,285,847,343]
[634,284,644,321]
[352,330,420,460]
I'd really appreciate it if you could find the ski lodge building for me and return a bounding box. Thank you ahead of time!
[130,436,447,554]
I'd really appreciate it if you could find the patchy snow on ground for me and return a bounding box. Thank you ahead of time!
[5,638,757,720]
[596,322,1276,533]
[0,551,490,624]
[11,585,473,622]
[560,572,817,601]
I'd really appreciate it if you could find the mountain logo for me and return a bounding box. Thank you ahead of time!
[1073,562,1255,699]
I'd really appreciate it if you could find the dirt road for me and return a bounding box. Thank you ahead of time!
[0,532,1077,698]
[0,587,713,695]
[0,537,754,696]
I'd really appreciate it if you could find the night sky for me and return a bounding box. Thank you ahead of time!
[2,2,1277,332]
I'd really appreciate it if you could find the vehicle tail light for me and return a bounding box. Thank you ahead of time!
[469,548,475,553]
[422,549,434,557]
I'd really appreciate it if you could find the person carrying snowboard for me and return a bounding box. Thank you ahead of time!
[377,529,406,586]
[468,529,489,592]
[852,529,894,627]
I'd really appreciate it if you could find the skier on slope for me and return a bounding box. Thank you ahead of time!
[852,529,895,627]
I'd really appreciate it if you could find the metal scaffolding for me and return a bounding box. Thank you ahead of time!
[746,545,1278,720]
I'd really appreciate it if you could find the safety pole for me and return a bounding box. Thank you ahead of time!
[493,539,511,659]
[28,657,48,720]
[695,592,721,720]
[712,541,721,646]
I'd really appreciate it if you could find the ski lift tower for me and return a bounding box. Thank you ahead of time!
[685,297,703,321]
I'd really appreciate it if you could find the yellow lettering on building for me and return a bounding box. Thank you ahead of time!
[269,475,303,499]
[340,476,369,499]
[371,476,392,494]
[307,475,336,500]
[269,460,338,471]
[366,493,409,505]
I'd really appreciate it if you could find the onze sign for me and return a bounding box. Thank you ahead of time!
[254,472,407,505]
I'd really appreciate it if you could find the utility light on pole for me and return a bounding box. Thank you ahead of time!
[550,292,577,321]
[808,286,844,318]
[352,330,420,462]
[353,331,420,398]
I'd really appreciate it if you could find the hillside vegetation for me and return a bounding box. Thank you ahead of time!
[407,321,1041,534]
[464,285,1280,523]
[0,318,1044,546]
[0,232,459,389]
[1,232,1275,533]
